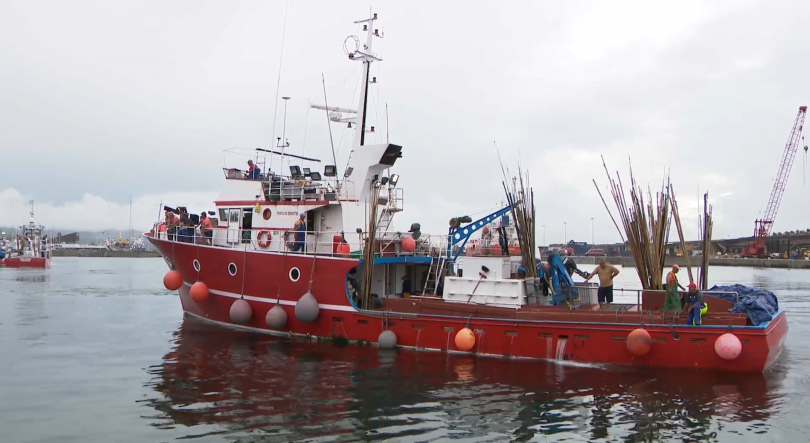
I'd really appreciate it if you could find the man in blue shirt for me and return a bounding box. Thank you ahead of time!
[685,283,707,325]
[246,160,261,180]
[291,213,306,252]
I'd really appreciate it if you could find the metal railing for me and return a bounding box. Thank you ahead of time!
[222,167,358,202]
[149,224,454,258]
[527,281,596,309]
[522,285,740,314]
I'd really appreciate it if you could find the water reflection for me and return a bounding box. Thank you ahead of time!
[143,317,786,442]
[14,273,49,283]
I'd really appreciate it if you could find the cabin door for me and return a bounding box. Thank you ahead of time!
[226,208,241,244]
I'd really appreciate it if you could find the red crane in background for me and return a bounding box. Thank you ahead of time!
[742,106,807,258]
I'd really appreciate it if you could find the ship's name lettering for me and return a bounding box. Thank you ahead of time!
[277,211,298,216]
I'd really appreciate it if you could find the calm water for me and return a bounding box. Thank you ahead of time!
[1,258,809,442]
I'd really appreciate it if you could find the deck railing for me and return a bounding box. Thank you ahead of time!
[149,224,455,259]
[221,168,357,202]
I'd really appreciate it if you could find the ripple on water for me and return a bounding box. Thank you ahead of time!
[1,260,809,442]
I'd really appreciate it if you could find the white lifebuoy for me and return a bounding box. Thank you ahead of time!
[257,230,272,248]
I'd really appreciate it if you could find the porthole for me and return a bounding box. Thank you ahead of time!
[289,267,301,282]
[263,208,272,220]
[193,259,201,272]
[228,263,238,276]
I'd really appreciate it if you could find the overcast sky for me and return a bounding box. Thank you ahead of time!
[2,0,809,244]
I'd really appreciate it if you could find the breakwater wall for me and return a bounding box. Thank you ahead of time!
[52,250,160,258]
[570,255,810,269]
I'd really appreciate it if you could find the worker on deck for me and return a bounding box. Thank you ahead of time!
[199,213,213,245]
[178,212,193,243]
[401,275,411,297]
[685,283,707,325]
[291,213,306,252]
[663,264,685,311]
[583,259,619,310]
[246,160,261,180]
[165,210,179,241]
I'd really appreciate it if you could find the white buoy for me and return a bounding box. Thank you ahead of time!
[230,299,252,324]
[295,291,320,323]
[378,330,397,349]
[265,304,288,329]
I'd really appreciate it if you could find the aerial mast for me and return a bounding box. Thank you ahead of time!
[350,13,382,147]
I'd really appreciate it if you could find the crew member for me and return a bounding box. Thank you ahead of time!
[685,283,707,325]
[165,210,179,241]
[291,213,306,252]
[663,264,685,311]
[401,275,412,297]
[178,212,193,243]
[246,160,261,180]
[584,259,620,310]
[199,213,213,245]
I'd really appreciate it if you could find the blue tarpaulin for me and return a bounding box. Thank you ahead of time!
[706,284,779,326]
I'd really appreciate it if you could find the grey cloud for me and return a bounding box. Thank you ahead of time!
[1,0,809,242]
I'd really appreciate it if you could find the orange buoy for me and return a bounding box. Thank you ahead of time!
[455,327,476,351]
[401,237,416,252]
[714,333,742,360]
[626,328,653,356]
[163,270,183,291]
[337,243,351,257]
[189,281,209,302]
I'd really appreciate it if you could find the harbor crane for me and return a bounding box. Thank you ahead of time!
[742,106,807,258]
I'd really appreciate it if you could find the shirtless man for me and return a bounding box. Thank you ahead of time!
[584,259,620,310]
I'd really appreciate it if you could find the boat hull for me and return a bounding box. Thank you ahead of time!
[3,257,51,268]
[154,239,788,373]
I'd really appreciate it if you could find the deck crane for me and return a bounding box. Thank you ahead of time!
[742,106,807,258]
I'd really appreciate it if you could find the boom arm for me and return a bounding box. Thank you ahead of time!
[748,106,806,254]
[447,204,516,261]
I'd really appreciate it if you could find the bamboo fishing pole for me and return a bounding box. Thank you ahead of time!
[668,184,694,285]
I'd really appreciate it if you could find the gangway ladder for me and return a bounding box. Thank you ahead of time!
[377,208,394,233]
[422,256,447,296]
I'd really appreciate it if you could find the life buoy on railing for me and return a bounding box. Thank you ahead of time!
[257,230,272,248]
[284,231,295,249]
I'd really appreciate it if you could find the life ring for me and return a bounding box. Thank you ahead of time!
[284,231,295,249]
[257,230,272,248]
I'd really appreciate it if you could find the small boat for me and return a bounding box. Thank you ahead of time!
[4,201,52,268]
[145,12,786,373]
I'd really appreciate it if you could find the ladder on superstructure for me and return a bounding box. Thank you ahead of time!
[377,208,394,232]
[422,256,446,296]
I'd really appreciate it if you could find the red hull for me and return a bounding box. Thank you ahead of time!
[3,257,51,268]
[147,316,782,436]
[153,239,788,373]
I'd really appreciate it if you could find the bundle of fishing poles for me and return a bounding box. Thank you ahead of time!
[501,170,538,278]
[360,181,383,310]
[595,156,717,290]
[697,192,713,290]
[595,156,675,290]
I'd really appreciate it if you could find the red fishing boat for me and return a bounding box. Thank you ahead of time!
[146,12,787,373]
[3,200,52,268]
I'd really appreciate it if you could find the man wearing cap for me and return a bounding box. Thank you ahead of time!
[663,264,685,311]
[685,283,707,325]
[291,213,307,252]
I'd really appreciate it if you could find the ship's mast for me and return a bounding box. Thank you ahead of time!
[350,13,382,148]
